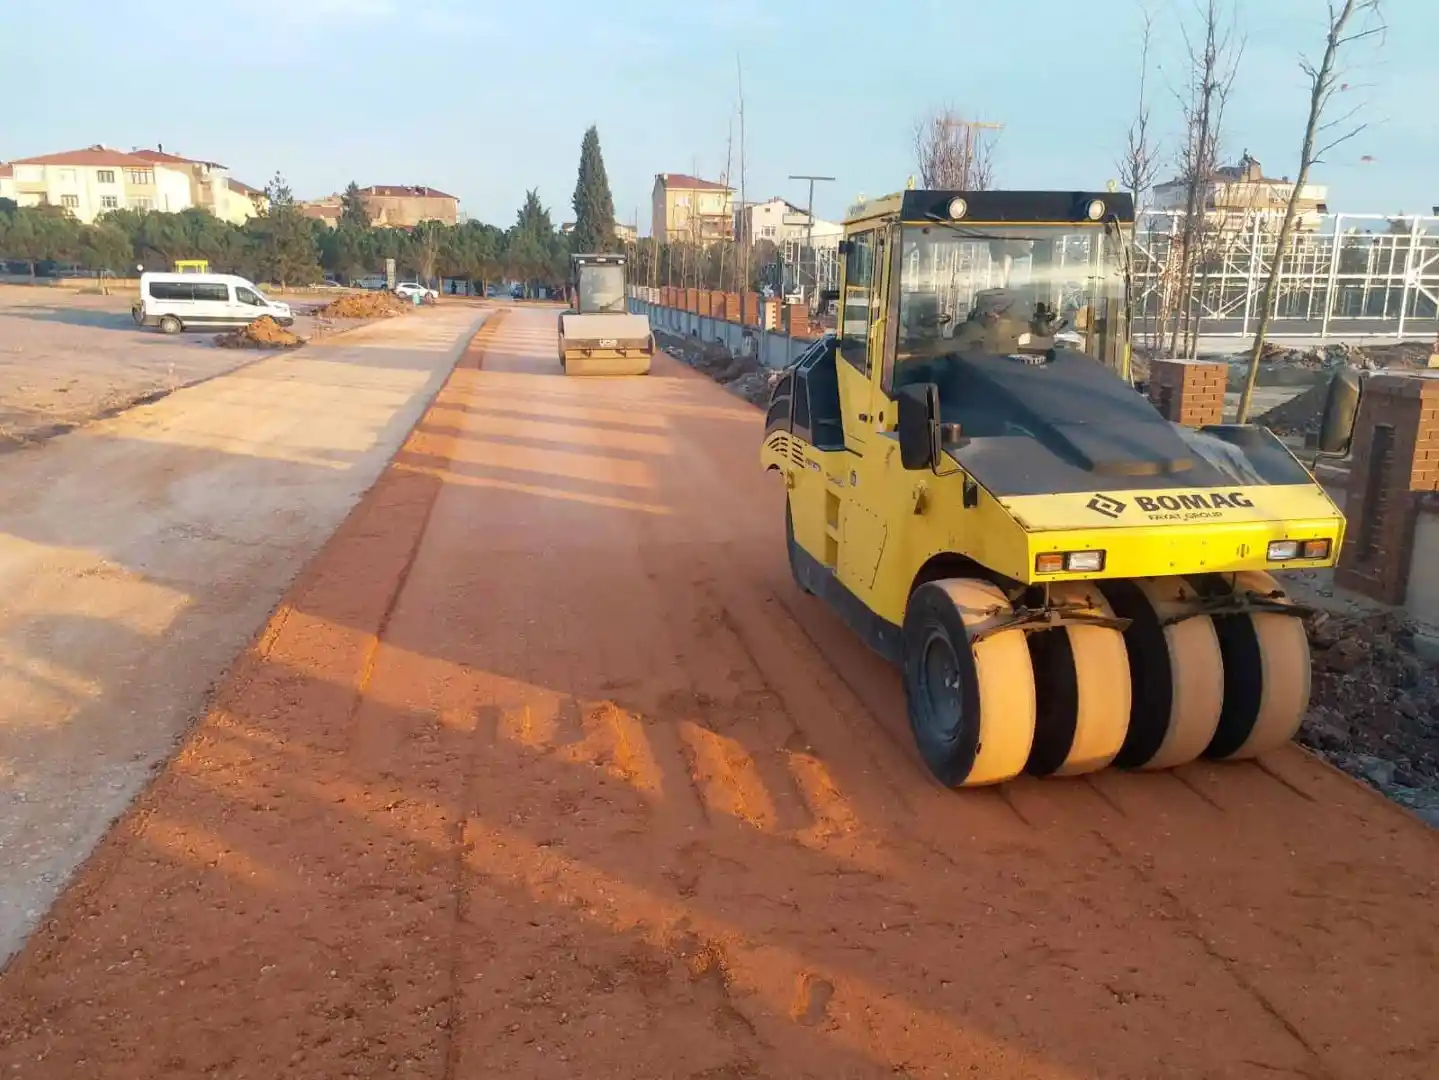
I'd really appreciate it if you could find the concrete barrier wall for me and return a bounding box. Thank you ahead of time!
[628,287,825,370]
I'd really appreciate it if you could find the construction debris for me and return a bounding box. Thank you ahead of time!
[213,316,303,350]
[1302,606,1439,826]
[656,329,781,406]
[315,291,412,320]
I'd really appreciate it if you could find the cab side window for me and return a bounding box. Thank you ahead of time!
[839,231,875,376]
[236,288,261,306]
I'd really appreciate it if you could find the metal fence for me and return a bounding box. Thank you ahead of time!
[1132,211,1439,342]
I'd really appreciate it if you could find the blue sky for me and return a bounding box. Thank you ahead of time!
[2,0,1433,230]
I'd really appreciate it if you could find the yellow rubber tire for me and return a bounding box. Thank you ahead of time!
[901,578,1036,788]
[1100,576,1225,770]
[1025,583,1131,777]
[1206,571,1312,760]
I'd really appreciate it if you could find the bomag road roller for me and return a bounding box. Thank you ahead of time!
[761,188,1362,788]
[558,252,655,376]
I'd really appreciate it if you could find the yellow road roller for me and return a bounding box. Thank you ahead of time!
[558,252,654,376]
[761,188,1359,787]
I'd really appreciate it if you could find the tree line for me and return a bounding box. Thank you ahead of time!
[0,124,629,295]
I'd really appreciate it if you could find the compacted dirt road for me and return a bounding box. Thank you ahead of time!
[0,307,1434,1079]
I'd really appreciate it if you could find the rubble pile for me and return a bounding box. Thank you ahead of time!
[213,316,303,349]
[1302,607,1439,826]
[315,291,411,319]
[1255,379,1331,437]
[656,329,781,406]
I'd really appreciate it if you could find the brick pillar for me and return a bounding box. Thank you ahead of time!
[762,299,782,331]
[722,292,741,321]
[1335,372,1439,605]
[1147,358,1227,426]
[741,291,761,326]
[784,301,809,338]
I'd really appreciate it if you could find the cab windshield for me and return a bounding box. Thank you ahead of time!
[894,222,1126,380]
[576,264,627,314]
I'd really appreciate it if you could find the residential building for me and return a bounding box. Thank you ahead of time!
[736,196,842,247]
[130,146,263,224]
[651,173,734,244]
[0,164,14,203]
[3,145,192,222]
[559,221,639,245]
[1149,152,1328,233]
[299,185,459,228]
[359,185,458,227]
[298,197,343,227]
[227,177,269,217]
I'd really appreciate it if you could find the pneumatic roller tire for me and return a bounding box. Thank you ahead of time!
[1024,582,1131,777]
[902,579,1036,788]
[1100,577,1225,770]
[1205,571,1312,761]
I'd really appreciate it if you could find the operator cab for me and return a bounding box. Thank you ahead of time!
[569,253,628,315]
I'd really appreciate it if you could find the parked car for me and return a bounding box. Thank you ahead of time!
[132,272,293,334]
[394,282,438,302]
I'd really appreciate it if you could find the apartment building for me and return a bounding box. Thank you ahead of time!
[1150,151,1328,233]
[360,185,458,227]
[559,220,639,244]
[0,164,14,203]
[736,196,842,246]
[651,173,734,244]
[4,145,191,222]
[130,147,263,224]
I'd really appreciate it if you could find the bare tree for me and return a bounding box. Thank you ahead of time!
[913,107,1000,190]
[1235,0,1385,422]
[1168,0,1243,358]
[1117,6,1163,208]
[1117,5,1163,351]
[1156,0,1237,359]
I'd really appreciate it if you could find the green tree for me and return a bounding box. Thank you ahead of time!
[320,221,371,283]
[340,182,371,229]
[569,125,616,254]
[506,189,567,296]
[410,220,444,285]
[0,206,78,276]
[78,223,134,273]
[248,172,320,287]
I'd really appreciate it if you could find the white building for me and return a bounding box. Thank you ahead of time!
[4,145,192,222]
[1149,152,1329,233]
[130,147,263,224]
[736,197,843,247]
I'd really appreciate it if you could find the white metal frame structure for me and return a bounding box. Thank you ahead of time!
[1131,211,1439,343]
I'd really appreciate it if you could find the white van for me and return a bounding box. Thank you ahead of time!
[133,273,294,335]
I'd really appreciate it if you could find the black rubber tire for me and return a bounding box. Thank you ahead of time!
[901,579,1035,788]
[158,315,182,335]
[784,499,811,594]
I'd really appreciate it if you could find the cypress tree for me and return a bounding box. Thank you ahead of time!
[570,126,616,253]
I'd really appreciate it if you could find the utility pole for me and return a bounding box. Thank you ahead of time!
[788,173,834,300]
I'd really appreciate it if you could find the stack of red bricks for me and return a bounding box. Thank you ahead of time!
[1335,372,1439,605]
[784,302,811,339]
[1146,358,1227,427]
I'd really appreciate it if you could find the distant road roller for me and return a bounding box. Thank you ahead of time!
[761,188,1360,787]
[558,252,654,376]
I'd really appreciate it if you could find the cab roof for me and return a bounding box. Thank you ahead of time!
[844,190,1135,227]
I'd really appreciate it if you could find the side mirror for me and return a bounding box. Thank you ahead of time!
[1316,368,1363,456]
[896,382,940,471]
